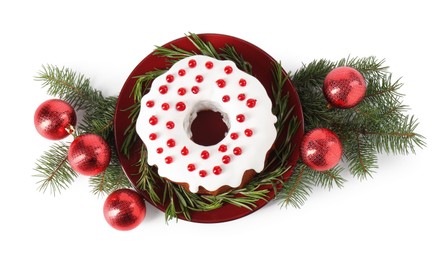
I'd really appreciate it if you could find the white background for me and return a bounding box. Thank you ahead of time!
[1,0,440,259]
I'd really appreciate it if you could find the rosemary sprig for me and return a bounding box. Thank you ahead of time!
[121,70,165,157]
[219,45,253,74]
[186,32,221,59]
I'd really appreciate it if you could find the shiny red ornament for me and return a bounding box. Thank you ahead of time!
[68,134,111,176]
[34,99,76,140]
[300,128,343,171]
[323,66,366,108]
[103,189,146,231]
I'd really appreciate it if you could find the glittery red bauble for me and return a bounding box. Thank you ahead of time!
[68,134,111,176]
[34,99,76,140]
[300,128,343,171]
[103,189,146,231]
[323,67,366,108]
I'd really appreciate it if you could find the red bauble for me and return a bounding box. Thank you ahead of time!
[300,128,343,171]
[103,189,146,231]
[68,134,111,176]
[323,66,366,108]
[34,99,76,140]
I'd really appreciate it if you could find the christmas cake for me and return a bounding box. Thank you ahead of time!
[136,55,277,195]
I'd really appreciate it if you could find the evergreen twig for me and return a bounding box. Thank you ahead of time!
[34,66,131,195]
[280,56,425,206]
[35,65,103,111]
[33,142,77,195]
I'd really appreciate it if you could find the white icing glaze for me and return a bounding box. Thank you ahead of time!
[136,55,277,193]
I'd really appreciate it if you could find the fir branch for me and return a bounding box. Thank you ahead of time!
[33,142,78,195]
[89,163,131,196]
[277,164,314,208]
[278,163,345,207]
[366,115,426,155]
[34,65,131,196]
[363,75,404,110]
[286,56,425,204]
[344,133,378,179]
[89,139,131,196]
[339,56,388,78]
[310,165,346,190]
[292,59,335,92]
[35,65,104,111]
[79,96,117,138]
[292,59,337,130]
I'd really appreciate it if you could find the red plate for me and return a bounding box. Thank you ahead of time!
[114,33,304,223]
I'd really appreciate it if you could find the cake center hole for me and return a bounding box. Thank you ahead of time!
[190,109,229,146]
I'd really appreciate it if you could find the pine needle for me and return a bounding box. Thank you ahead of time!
[33,142,78,195]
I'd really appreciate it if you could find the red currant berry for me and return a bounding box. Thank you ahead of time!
[222,155,231,164]
[205,61,213,69]
[188,164,196,171]
[216,79,226,88]
[199,170,207,177]
[239,79,247,87]
[188,59,197,68]
[246,99,256,108]
[149,116,158,125]
[176,102,186,111]
[159,85,168,94]
[178,69,186,76]
[201,150,210,159]
[213,166,222,175]
[146,100,155,107]
[191,86,199,94]
[181,146,189,156]
[218,144,227,152]
[195,75,204,83]
[178,88,186,96]
[166,139,175,148]
[166,74,174,83]
[233,147,242,155]
[166,121,175,129]
[165,156,173,164]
